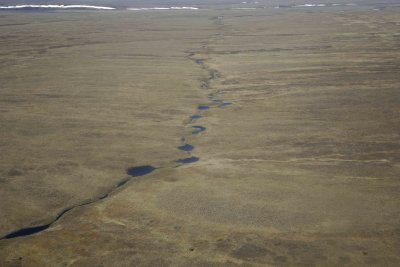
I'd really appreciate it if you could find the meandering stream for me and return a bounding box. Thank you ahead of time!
[1,55,232,240]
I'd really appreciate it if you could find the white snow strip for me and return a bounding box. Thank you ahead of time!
[171,6,199,10]
[294,3,357,8]
[295,4,326,7]
[127,6,198,11]
[0,4,115,10]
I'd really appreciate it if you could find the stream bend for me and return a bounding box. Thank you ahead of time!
[0,55,232,240]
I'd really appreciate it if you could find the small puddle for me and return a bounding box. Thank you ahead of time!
[195,59,204,65]
[127,165,156,177]
[198,105,209,111]
[190,115,202,121]
[219,102,232,107]
[177,156,199,164]
[178,144,194,152]
[192,126,206,134]
[4,225,50,239]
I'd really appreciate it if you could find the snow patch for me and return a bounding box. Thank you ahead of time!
[0,4,115,10]
[127,6,198,11]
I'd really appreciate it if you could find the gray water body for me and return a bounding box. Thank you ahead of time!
[177,156,200,164]
[192,125,206,134]
[178,144,194,152]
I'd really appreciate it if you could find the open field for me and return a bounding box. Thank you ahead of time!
[0,5,400,266]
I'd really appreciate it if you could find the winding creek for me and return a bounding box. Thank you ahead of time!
[0,54,232,240]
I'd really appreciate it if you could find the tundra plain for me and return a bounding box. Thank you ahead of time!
[0,6,400,266]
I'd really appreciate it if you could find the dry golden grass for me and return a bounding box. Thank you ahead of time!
[1,7,400,266]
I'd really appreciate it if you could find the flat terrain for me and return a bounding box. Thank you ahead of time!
[0,6,400,267]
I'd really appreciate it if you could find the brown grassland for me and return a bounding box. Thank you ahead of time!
[0,6,399,266]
